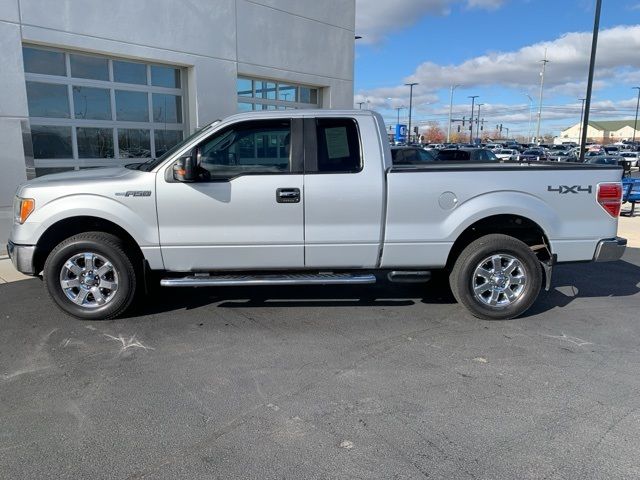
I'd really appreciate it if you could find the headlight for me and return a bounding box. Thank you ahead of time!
[13,197,35,224]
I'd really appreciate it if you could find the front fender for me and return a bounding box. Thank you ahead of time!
[11,194,159,248]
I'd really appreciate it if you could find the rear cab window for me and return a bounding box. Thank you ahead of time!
[305,117,362,173]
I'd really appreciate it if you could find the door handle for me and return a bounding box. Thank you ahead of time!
[276,188,300,203]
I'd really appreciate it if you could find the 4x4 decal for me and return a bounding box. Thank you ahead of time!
[547,185,592,194]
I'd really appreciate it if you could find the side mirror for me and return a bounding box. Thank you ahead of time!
[173,150,197,182]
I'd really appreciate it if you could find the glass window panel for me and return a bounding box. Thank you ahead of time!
[316,118,361,173]
[237,102,253,112]
[118,129,150,158]
[237,78,253,97]
[23,47,66,76]
[153,94,182,123]
[77,127,114,158]
[70,53,109,80]
[30,126,72,159]
[299,87,318,104]
[151,65,181,88]
[278,85,297,102]
[115,90,149,122]
[198,120,291,178]
[256,81,276,100]
[26,82,70,118]
[113,60,147,85]
[154,130,183,156]
[73,86,111,120]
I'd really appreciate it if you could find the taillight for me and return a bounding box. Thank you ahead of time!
[597,182,622,217]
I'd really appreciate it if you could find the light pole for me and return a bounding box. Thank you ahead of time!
[468,95,479,143]
[578,98,586,146]
[633,87,640,143]
[476,103,484,140]
[579,0,602,162]
[357,101,365,109]
[523,93,534,143]
[405,82,418,143]
[535,49,550,144]
[447,84,461,143]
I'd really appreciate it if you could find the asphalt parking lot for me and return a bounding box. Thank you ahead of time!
[1,249,640,479]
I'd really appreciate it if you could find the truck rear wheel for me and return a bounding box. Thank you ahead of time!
[43,232,138,320]
[449,234,542,320]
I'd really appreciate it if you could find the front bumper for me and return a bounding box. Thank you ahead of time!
[593,237,627,263]
[6,240,37,275]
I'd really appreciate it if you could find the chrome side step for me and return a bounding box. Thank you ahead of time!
[160,273,377,287]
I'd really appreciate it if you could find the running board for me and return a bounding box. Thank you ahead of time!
[160,273,377,287]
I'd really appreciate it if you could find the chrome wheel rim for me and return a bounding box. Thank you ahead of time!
[472,254,527,308]
[59,252,119,309]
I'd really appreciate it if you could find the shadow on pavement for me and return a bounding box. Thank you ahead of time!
[129,248,640,319]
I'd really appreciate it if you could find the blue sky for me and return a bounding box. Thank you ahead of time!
[354,0,640,139]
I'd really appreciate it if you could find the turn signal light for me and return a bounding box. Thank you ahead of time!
[17,198,35,224]
[597,183,622,217]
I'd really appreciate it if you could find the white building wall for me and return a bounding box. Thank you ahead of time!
[0,0,356,246]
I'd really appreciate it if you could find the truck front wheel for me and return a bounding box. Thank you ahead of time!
[450,234,542,320]
[43,232,138,320]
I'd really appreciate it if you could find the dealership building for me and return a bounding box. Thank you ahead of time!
[0,0,356,243]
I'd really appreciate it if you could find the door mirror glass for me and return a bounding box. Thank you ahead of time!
[173,150,197,182]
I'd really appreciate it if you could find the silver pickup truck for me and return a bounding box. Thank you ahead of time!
[7,110,626,320]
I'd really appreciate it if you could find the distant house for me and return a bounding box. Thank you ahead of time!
[559,120,639,144]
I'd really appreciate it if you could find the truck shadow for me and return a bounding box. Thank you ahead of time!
[524,250,640,317]
[132,248,640,319]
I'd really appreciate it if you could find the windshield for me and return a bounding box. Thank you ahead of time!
[127,123,218,172]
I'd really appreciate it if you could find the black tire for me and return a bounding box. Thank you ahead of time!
[43,232,138,320]
[449,234,542,320]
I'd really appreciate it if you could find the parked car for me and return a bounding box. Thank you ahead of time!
[434,148,499,162]
[586,156,630,169]
[517,149,548,161]
[391,146,435,166]
[548,151,579,162]
[619,152,639,168]
[603,146,621,156]
[7,110,626,321]
[495,149,518,161]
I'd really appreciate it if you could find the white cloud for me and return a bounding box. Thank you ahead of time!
[355,0,506,43]
[356,25,640,116]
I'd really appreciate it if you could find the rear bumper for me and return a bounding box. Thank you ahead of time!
[593,237,627,262]
[6,240,37,275]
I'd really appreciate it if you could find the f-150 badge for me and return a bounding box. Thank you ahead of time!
[115,191,152,197]
[547,185,592,194]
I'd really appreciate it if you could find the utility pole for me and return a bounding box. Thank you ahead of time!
[476,103,485,140]
[535,49,550,144]
[578,98,586,146]
[579,0,602,162]
[357,102,365,109]
[523,93,534,142]
[405,82,418,143]
[447,84,461,143]
[468,95,479,143]
[633,87,640,143]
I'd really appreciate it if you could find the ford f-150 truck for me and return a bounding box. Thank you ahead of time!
[7,110,626,320]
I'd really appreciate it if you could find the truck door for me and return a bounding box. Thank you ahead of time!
[302,116,385,268]
[156,118,305,271]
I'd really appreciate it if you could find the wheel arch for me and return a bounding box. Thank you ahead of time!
[445,214,552,271]
[34,216,144,274]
